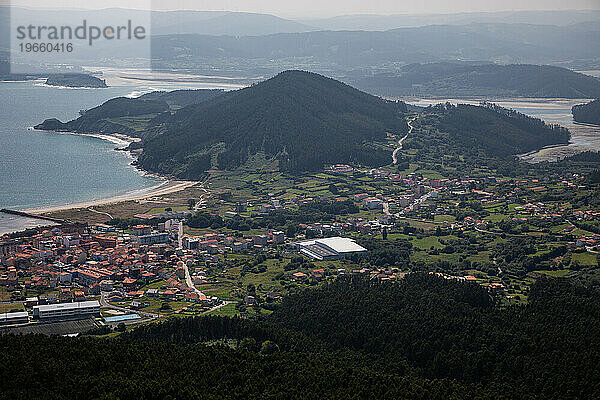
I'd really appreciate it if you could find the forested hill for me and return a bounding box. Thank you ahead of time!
[136,70,409,178]
[403,102,570,170]
[34,89,224,137]
[1,275,599,398]
[351,63,600,98]
[137,89,225,108]
[44,73,108,88]
[572,99,600,125]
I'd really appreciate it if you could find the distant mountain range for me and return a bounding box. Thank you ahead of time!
[302,10,600,31]
[3,7,600,69]
[350,63,600,98]
[0,7,313,38]
[150,23,600,71]
[3,7,599,37]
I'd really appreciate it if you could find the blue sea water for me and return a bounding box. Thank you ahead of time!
[0,80,163,211]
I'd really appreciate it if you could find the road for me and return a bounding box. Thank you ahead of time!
[402,190,437,214]
[183,260,205,297]
[193,179,210,212]
[384,190,437,219]
[392,116,416,165]
[201,300,235,315]
[87,207,113,220]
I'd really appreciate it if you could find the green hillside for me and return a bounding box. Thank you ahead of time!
[572,99,600,125]
[34,89,224,137]
[403,102,571,174]
[136,70,409,178]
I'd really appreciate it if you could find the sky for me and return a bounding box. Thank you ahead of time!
[3,0,600,18]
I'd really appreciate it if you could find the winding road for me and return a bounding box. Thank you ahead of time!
[193,178,211,212]
[392,116,416,165]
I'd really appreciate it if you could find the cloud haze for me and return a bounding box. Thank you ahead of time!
[3,0,599,18]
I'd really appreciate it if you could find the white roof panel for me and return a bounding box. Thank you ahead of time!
[315,237,367,253]
[34,300,100,312]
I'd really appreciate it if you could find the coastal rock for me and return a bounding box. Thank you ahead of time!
[34,118,68,131]
[45,73,108,88]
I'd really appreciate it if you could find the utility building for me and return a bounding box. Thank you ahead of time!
[33,300,100,320]
[293,237,367,260]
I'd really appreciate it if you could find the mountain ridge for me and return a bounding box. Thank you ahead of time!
[351,63,600,98]
[137,70,410,177]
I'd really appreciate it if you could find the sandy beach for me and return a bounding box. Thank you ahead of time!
[24,180,199,215]
[16,126,199,216]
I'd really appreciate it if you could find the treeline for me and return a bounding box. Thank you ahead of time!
[1,274,599,398]
[269,274,600,398]
[572,99,600,125]
[0,331,467,399]
[402,102,571,176]
[187,199,358,231]
[430,103,569,157]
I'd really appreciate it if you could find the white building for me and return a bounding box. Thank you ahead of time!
[33,300,101,320]
[294,237,367,260]
[0,311,29,326]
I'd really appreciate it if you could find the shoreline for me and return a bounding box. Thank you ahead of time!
[24,180,199,215]
[22,128,199,215]
[29,127,139,147]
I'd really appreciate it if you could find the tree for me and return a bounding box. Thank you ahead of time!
[260,340,278,355]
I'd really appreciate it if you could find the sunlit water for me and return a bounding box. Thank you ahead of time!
[0,75,246,234]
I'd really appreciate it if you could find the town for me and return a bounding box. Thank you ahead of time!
[1,164,598,334]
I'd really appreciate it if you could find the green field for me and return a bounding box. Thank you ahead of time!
[206,303,239,317]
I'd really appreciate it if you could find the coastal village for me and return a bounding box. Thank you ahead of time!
[1,165,599,333]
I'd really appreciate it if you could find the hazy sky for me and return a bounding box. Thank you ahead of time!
[4,0,600,18]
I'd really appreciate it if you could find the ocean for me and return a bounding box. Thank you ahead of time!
[0,74,249,234]
[0,80,165,212]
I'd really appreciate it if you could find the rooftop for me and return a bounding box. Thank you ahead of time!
[33,300,100,313]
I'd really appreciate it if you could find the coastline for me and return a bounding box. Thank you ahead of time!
[24,180,199,215]
[29,127,140,147]
[23,127,199,215]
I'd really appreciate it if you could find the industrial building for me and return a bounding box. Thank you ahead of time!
[0,311,29,326]
[32,300,101,320]
[293,237,368,260]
